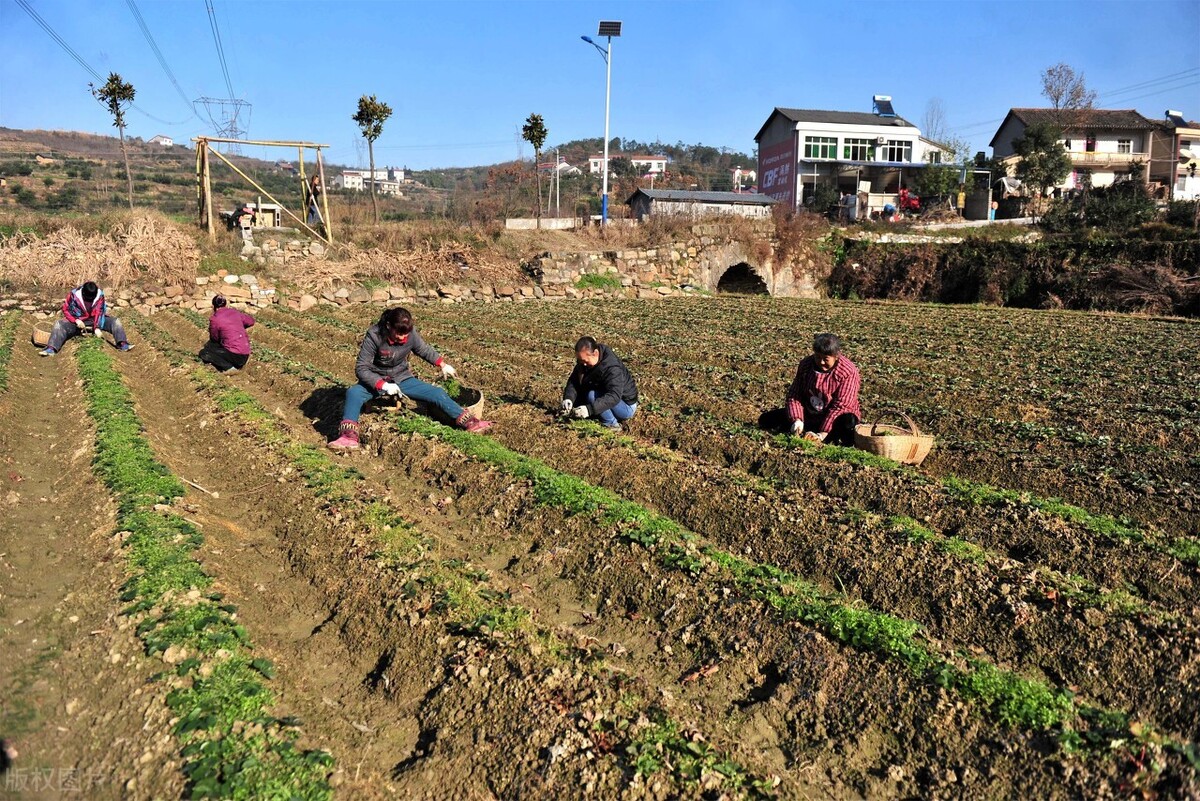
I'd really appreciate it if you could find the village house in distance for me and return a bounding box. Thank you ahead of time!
[331,166,409,195]
[990,108,1200,199]
[756,96,952,216]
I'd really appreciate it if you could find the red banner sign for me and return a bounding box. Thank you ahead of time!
[758,137,796,206]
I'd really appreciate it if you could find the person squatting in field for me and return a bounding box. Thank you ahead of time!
[560,336,639,432]
[199,294,254,373]
[40,281,133,356]
[759,332,862,446]
[328,307,493,450]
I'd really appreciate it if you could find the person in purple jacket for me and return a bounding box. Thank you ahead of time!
[199,295,254,373]
[328,307,493,450]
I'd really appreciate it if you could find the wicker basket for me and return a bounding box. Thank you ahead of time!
[31,322,53,348]
[854,410,935,466]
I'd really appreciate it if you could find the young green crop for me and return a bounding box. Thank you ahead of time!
[75,340,333,799]
[391,411,1190,750]
[0,310,21,392]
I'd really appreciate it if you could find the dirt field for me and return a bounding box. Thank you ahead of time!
[1,296,1198,799]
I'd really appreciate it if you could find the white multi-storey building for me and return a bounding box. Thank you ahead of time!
[755,96,951,211]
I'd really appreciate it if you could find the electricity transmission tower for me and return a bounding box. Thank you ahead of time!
[194,97,251,153]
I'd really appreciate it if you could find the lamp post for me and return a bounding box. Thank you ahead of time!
[581,20,621,225]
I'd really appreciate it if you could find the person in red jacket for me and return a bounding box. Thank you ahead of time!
[759,333,862,446]
[40,281,132,356]
[199,295,254,373]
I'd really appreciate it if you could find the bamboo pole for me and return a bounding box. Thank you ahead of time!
[206,146,327,242]
[203,143,214,240]
[297,147,307,236]
[317,147,333,243]
[193,136,330,148]
[194,143,203,230]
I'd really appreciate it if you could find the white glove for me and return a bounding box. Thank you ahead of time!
[381,382,401,396]
[790,420,804,435]
[440,363,457,379]
[560,399,573,414]
[94,328,103,338]
[804,431,827,443]
[572,405,590,419]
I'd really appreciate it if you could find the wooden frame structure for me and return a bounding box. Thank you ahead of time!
[193,136,334,243]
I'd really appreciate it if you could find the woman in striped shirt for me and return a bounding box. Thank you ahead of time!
[759,333,862,446]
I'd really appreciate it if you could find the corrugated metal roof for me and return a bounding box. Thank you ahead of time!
[627,189,776,205]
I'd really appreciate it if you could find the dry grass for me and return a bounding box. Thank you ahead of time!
[303,241,524,291]
[0,211,199,289]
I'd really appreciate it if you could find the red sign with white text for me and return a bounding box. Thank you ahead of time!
[758,137,796,206]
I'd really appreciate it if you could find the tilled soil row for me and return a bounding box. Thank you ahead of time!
[238,310,1200,739]
[1,320,183,801]
[144,309,1198,798]
[392,299,1200,518]
[263,303,1199,566]
[482,403,1200,740]
[123,313,800,799]
[399,300,1200,536]
[408,323,1200,591]
[254,308,1199,609]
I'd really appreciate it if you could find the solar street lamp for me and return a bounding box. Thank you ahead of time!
[581,20,621,225]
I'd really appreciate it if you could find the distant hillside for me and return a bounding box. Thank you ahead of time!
[0,127,758,225]
[416,137,756,195]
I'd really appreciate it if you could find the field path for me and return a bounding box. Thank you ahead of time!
[0,327,181,800]
[111,338,421,797]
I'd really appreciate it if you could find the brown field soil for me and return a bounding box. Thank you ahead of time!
[2,295,1198,799]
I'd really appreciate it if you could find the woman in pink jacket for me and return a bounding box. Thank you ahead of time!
[199,295,254,373]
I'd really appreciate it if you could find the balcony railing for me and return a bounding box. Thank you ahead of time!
[1068,151,1147,167]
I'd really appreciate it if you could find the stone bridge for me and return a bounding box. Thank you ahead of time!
[523,224,830,299]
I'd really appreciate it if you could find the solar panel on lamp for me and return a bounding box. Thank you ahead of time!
[598,21,622,37]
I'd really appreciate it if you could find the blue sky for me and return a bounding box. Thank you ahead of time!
[1,0,1197,170]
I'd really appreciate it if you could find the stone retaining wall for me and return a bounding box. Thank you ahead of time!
[2,221,835,317]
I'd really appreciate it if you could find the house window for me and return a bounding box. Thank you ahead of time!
[843,138,872,160]
[1085,135,1096,153]
[804,136,837,159]
[883,140,912,162]
[927,151,942,164]
[1117,139,1131,154]
[1064,139,1072,150]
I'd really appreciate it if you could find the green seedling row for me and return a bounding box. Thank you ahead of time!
[0,310,21,391]
[132,312,773,797]
[683,405,1199,567]
[389,412,1198,764]
[74,340,334,800]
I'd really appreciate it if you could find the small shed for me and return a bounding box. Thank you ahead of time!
[626,189,775,221]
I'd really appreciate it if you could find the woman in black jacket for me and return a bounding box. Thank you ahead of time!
[560,336,639,431]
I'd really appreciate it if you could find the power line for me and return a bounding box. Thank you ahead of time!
[204,0,236,101]
[125,0,199,120]
[13,0,189,126]
[373,140,517,151]
[1096,68,1200,100]
[945,68,1200,137]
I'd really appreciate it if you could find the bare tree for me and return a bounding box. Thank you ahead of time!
[352,94,393,224]
[1041,63,1096,129]
[921,98,949,145]
[91,73,136,210]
